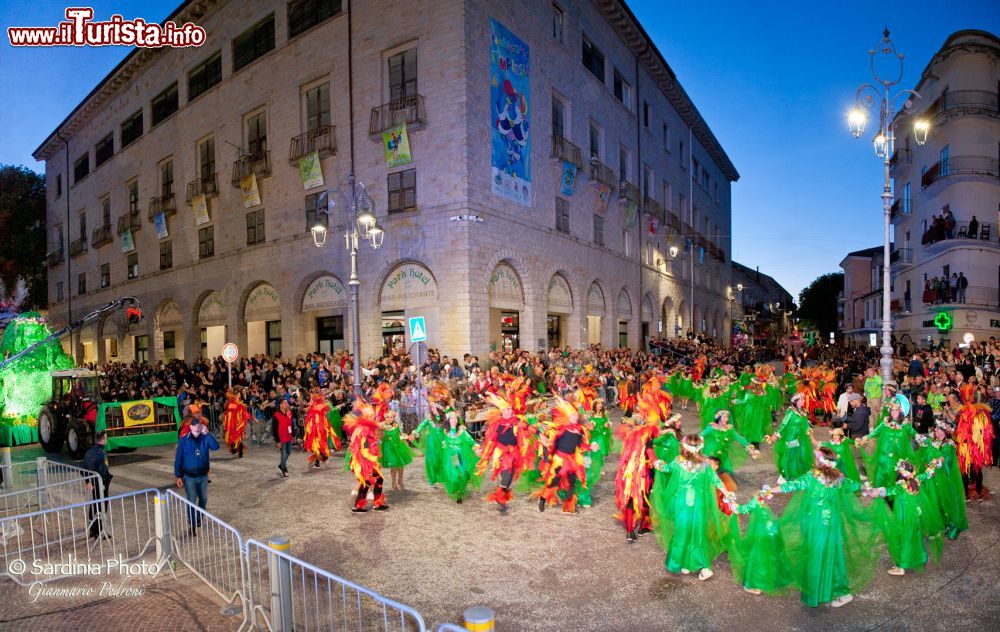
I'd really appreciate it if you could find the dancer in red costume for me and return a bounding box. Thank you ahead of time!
[344,400,389,513]
[535,396,593,514]
[955,383,994,500]
[477,389,534,515]
[615,377,671,543]
[304,389,340,468]
[618,373,638,418]
[222,388,252,457]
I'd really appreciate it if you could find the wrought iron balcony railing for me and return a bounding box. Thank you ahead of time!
[231,150,272,187]
[921,155,999,188]
[368,95,426,136]
[186,173,218,202]
[69,237,87,257]
[116,212,142,234]
[289,125,337,162]
[587,158,617,189]
[551,136,583,169]
[148,194,177,221]
[91,225,113,248]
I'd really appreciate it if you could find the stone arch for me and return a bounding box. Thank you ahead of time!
[546,271,574,315]
[616,287,633,321]
[483,249,536,306]
[239,280,281,325]
[377,260,439,311]
[676,299,687,335]
[299,272,348,313]
[488,261,526,310]
[662,296,675,336]
[155,298,185,361]
[641,293,655,323]
[193,290,225,328]
[586,280,607,316]
[195,290,228,358]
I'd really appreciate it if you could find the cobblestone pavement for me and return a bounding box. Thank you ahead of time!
[7,407,1000,631]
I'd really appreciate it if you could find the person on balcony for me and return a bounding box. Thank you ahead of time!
[922,279,934,305]
[956,272,968,304]
[968,216,979,240]
[943,209,956,239]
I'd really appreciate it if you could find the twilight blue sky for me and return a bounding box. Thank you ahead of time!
[2,1,998,299]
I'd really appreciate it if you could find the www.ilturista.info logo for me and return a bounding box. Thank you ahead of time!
[8,7,206,48]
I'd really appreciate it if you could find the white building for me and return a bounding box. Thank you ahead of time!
[890,30,999,347]
[35,0,738,364]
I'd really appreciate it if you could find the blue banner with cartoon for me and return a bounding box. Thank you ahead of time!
[490,18,530,206]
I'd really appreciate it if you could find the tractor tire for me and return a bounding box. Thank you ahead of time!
[66,420,93,460]
[38,407,66,454]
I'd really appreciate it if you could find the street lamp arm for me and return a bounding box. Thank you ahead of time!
[854,83,881,110]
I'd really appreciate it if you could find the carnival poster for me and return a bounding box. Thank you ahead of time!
[490,18,530,206]
[560,161,576,196]
[120,228,134,253]
[383,124,412,167]
[193,193,210,226]
[299,150,324,190]
[153,211,169,239]
[240,173,261,208]
[595,183,610,214]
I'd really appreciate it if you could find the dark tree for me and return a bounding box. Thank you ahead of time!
[797,272,844,337]
[0,165,46,308]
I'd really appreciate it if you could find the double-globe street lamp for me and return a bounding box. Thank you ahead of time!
[846,28,930,386]
[311,176,385,396]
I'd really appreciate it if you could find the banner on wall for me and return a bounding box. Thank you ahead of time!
[299,150,324,190]
[383,124,412,167]
[193,194,210,226]
[240,173,261,208]
[560,161,576,196]
[595,183,611,214]
[120,228,135,253]
[647,214,659,235]
[489,18,531,206]
[153,211,169,239]
[624,201,638,228]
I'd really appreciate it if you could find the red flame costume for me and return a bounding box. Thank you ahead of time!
[617,375,638,416]
[344,400,387,511]
[576,375,598,413]
[371,382,395,422]
[477,390,535,514]
[304,391,339,467]
[615,378,669,539]
[222,391,252,457]
[692,355,707,383]
[535,396,591,514]
[955,384,994,482]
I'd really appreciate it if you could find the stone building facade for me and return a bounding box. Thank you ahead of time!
[35,0,738,364]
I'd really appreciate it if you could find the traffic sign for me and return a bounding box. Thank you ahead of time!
[222,342,239,363]
[408,316,427,342]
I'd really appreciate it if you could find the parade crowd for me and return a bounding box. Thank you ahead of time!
[88,334,999,609]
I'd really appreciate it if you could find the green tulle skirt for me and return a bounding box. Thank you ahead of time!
[871,486,944,571]
[699,395,729,429]
[730,502,793,594]
[733,396,772,444]
[862,428,917,489]
[413,420,444,485]
[379,426,414,469]
[823,440,862,483]
[650,464,732,573]
[440,430,481,501]
[576,449,605,506]
[773,430,813,481]
[919,443,967,538]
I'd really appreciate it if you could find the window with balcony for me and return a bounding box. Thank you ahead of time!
[73,154,89,183]
[593,213,604,245]
[198,226,214,258]
[305,83,330,132]
[77,272,86,296]
[188,51,222,101]
[246,110,267,154]
[101,197,111,227]
[903,182,911,213]
[233,14,275,71]
[288,0,341,39]
[127,252,139,279]
[246,208,266,245]
[78,212,86,241]
[387,169,416,213]
[159,240,172,270]
[95,133,114,167]
[126,180,138,215]
[552,4,563,42]
[199,137,216,180]
[100,263,110,288]
[160,159,174,200]
[388,48,417,104]
[618,147,629,183]
[552,95,565,141]
[582,36,604,83]
[556,198,570,233]
[589,122,601,160]
[121,109,143,148]
[151,82,179,125]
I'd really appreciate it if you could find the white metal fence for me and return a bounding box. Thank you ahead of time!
[243,537,427,631]
[1,457,101,518]
[0,487,159,586]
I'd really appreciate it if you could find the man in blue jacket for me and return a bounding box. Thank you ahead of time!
[174,417,219,535]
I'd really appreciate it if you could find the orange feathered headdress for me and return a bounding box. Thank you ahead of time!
[371,382,395,421]
[549,395,581,429]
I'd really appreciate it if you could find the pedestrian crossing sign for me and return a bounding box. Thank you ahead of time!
[408,316,427,342]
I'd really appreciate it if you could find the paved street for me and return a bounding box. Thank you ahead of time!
[4,407,999,631]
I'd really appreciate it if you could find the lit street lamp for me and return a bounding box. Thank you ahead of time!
[311,177,385,396]
[846,27,929,387]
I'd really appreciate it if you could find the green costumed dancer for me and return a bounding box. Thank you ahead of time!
[917,423,968,539]
[730,497,793,595]
[327,403,344,448]
[821,428,862,483]
[698,378,732,430]
[732,378,774,446]
[578,399,612,507]
[650,434,736,581]
[701,410,758,474]
[439,411,482,503]
[669,368,696,410]
[767,393,815,483]
[378,411,414,490]
[761,446,885,608]
[870,458,945,576]
[649,414,683,510]
[860,402,917,490]
[412,415,445,487]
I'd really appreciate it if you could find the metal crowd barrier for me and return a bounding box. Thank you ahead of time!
[0,457,101,518]
[160,490,249,624]
[0,488,159,586]
[243,536,427,631]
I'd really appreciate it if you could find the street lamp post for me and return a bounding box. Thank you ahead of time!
[847,28,930,387]
[311,177,384,396]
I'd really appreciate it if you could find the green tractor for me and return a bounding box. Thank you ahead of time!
[38,369,181,459]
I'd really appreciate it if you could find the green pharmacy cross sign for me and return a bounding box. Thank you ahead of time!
[933,311,953,332]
